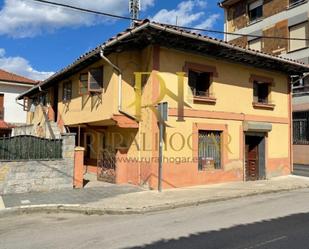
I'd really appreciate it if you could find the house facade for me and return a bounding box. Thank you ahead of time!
[0,69,35,136]
[219,0,309,167]
[18,20,309,189]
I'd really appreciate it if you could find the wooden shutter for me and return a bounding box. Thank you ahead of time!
[88,67,103,92]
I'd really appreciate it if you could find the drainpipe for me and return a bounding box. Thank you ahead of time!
[99,48,139,122]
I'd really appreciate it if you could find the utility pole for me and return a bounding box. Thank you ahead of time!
[157,102,168,192]
[129,0,140,27]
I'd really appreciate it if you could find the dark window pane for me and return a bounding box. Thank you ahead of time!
[89,67,103,92]
[253,81,269,103]
[63,81,72,102]
[189,70,211,97]
[79,73,88,95]
[249,5,263,22]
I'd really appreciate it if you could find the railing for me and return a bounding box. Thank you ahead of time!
[0,135,62,161]
[293,85,309,94]
[293,111,309,145]
[190,87,212,98]
[0,108,4,120]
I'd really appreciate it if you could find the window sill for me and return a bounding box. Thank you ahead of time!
[198,168,224,172]
[193,96,217,104]
[252,102,275,110]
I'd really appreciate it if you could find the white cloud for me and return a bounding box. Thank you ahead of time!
[151,0,220,29]
[0,48,5,57]
[0,49,53,81]
[194,14,220,29]
[0,0,154,38]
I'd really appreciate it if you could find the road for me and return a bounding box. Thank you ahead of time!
[1,188,309,249]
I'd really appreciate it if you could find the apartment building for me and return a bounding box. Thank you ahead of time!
[220,0,309,166]
[18,20,309,188]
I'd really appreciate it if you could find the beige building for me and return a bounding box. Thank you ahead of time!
[18,20,309,188]
[219,0,309,167]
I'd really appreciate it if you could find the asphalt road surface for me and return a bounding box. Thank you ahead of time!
[1,188,309,249]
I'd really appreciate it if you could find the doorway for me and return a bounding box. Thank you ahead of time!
[245,134,266,181]
[53,86,58,122]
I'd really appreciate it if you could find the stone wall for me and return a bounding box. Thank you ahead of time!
[0,134,75,194]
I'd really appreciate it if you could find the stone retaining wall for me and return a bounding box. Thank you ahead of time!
[0,134,75,194]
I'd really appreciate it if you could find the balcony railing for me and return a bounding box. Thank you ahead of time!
[293,85,309,94]
[190,87,211,98]
[0,109,4,120]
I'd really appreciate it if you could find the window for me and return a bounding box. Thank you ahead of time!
[23,97,32,112]
[248,38,262,51]
[88,67,103,92]
[198,131,222,170]
[293,111,309,144]
[289,22,308,52]
[39,93,47,106]
[63,81,72,102]
[79,73,88,95]
[253,81,269,104]
[289,0,306,8]
[248,0,263,23]
[188,70,211,97]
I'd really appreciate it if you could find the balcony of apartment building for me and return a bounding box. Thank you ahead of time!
[293,77,309,96]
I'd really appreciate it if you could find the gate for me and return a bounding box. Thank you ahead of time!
[97,149,116,183]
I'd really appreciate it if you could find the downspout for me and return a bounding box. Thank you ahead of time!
[99,48,139,122]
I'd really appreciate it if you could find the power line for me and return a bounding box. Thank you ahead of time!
[32,0,133,21]
[32,0,309,41]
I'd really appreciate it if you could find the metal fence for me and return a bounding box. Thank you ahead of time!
[293,111,309,145]
[0,135,62,161]
[198,131,222,170]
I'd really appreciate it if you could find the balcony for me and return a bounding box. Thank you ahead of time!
[293,85,309,95]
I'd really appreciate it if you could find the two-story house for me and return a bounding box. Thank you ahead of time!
[219,0,309,170]
[0,69,35,136]
[18,20,309,189]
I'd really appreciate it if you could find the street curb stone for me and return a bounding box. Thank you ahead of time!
[1,186,308,218]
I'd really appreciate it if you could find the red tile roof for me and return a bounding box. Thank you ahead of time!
[0,69,36,85]
[0,120,13,129]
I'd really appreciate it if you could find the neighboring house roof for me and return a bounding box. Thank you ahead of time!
[0,69,36,85]
[17,19,309,100]
[0,120,13,130]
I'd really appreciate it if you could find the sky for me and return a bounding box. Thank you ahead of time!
[0,0,224,81]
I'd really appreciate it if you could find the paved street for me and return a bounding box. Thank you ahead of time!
[1,188,309,249]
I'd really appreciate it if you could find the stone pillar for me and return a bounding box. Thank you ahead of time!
[61,133,76,187]
[74,147,85,188]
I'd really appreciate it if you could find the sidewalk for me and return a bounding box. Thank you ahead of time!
[1,175,309,216]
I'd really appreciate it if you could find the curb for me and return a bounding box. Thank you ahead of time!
[1,186,308,218]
